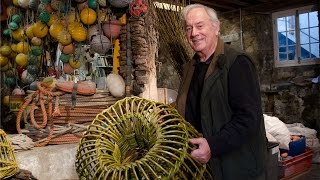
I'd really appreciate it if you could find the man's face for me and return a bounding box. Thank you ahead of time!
[185,7,219,54]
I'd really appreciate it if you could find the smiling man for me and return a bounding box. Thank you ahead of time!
[176,4,267,180]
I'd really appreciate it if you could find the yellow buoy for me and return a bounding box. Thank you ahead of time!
[0,45,12,56]
[15,53,28,67]
[12,28,25,41]
[57,30,72,45]
[0,55,9,67]
[69,57,81,69]
[49,23,64,39]
[1,62,12,72]
[16,41,30,54]
[2,96,10,107]
[32,21,49,38]
[25,25,34,39]
[80,8,97,25]
[70,26,87,42]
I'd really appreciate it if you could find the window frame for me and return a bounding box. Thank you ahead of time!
[272,5,319,67]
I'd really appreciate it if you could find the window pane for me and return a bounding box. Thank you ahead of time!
[277,17,286,32]
[310,43,320,58]
[288,45,296,60]
[287,31,296,45]
[310,27,319,43]
[309,11,318,27]
[279,46,286,52]
[301,44,310,59]
[300,29,309,44]
[299,13,309,29]
[278,32,287,46]
[279,53,287,61]
[279,47,287,61]
[286,16,295,31]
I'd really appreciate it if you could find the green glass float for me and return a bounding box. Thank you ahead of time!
[28,54,38,65]
[30,46,42,56]
[11,14,22,24]
[39,11,50,24]
[59,53,70,63]
[27,65,38,75]
[24,73,36,84]
[29,0,40,11]
[75,96,212,180]
[9,22,19,31]
[5,77,16,88]
[88,0,98,9]
[3,29,12,37]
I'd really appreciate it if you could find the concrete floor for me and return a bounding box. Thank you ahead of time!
[13,144,320,180]
[15,143,79,180]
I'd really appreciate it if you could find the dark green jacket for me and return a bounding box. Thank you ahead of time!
[176,39,267,180]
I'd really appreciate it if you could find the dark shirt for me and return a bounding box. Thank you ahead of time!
[185,53,214,133]
[186,54,260,156]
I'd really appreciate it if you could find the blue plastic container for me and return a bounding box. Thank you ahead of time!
[288,136,306,157]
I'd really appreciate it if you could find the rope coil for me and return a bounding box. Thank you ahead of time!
[16,83,120,147]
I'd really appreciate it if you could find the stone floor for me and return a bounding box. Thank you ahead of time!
[13,144,320,180]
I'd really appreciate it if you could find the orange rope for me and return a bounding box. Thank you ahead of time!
[16,92,38,134]
[29,92,47,129]
[16,82,65,146]
[16,82,118,145]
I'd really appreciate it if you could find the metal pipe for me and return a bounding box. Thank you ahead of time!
[240,8,244,50]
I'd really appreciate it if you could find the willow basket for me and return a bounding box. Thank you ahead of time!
[75,96,212,179]
[0,129,19,179]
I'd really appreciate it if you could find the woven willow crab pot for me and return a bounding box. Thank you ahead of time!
[75,97,212,179]
[0,129,19,179]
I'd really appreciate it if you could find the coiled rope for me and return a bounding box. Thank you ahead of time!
[16,82,64,147]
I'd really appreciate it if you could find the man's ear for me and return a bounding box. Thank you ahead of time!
[212,22,220,36]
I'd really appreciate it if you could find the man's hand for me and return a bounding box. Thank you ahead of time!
[189,138,211,164]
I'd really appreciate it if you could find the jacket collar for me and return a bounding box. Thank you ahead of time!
[176,37,225,117]
[205,38,225,79]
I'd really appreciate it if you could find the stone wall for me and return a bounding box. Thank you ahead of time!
[219,11,320,137]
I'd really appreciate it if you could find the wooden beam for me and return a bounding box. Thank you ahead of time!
[214,0,250,6]
[244,0,317,13]
[191,0,236,10]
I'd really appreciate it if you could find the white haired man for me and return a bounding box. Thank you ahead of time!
[176,4,267,180]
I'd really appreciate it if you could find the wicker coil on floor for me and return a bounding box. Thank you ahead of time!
[75,96,212,179]
[0,129,19,179]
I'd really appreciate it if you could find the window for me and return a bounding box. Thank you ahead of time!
[272,6,319,67]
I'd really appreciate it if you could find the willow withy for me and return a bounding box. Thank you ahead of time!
[75,96,212,179]
[148,0,194,77]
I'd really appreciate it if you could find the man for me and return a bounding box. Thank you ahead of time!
[176,4,267,180]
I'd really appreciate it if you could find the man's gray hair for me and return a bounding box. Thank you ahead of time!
[181,4,220,24]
